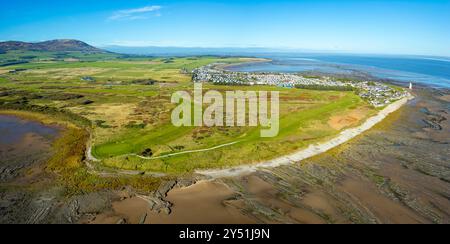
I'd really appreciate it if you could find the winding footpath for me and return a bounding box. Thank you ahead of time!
[124,141,241,160]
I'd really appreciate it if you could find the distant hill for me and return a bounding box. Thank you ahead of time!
[0,39,105,53]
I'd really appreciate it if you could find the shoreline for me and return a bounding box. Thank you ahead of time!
[218,58,271,71]
[196,94,414,178]
[0,110,65,129]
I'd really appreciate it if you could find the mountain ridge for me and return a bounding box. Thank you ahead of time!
[0,39,105,53]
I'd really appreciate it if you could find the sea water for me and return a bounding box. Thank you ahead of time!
[226,53,450,89]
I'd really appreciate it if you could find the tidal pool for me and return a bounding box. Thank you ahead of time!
[0,114,60,181]
[0,114,59,145]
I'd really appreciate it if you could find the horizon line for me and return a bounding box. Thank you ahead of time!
[1,39,449,59]
[101,45,450,59]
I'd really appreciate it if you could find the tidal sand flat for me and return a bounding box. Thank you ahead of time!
[91,181,256,224]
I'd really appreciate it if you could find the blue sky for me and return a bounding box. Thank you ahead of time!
[0,0,449,56]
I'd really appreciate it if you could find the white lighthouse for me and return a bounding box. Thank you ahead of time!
[409,82,413,90]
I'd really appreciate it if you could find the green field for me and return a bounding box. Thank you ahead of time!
[0,51,376,174]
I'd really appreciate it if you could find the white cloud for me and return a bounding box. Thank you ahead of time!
[109,5,162,20]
